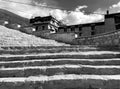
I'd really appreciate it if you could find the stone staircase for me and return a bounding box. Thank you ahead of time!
[0,46,120,89]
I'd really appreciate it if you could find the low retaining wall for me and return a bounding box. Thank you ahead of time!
[0,79,120,89]
[74,30,120,46]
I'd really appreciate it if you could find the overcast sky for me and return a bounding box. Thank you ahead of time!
[0,0,120,25]
[52,0,120,11]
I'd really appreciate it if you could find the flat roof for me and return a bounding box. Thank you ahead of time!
[59,22,105,29]
[105,12,120,18]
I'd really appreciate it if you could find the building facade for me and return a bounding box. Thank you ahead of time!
[29,12,120,44]
[57,12,120,38]
[30,16,65,34]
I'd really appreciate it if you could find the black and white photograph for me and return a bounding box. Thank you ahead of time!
[0,0,120,89]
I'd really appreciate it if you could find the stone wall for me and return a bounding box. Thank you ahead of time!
[50,32,76,43]
[105,17,116,32]
[74,30,120,46]
[82,26,91,36]
[0,79,120,89]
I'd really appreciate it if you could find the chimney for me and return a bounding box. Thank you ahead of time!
[106,10,109,15]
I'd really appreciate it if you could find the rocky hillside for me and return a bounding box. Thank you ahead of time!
[0,9,29,26]
[0,26,67,47]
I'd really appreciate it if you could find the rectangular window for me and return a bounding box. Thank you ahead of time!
[91,25,96,35]
[91,31,95,35]
[42,26,45,30]
[71,27,75,32]
[115,16,120,24]
[36,26,39,31]
[91,26,95,31]
[116,24,120,30]
[79,27,82,31]
[64,28,67,32]
[79,33,82,36]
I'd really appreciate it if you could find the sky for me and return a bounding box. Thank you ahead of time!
[0,0,120,25]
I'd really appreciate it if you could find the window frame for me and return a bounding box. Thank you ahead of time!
[42,26,45,30]
[71,27,75,32]
[114,16,120,24]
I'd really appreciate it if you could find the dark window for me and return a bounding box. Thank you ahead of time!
[91,31,95,35]
[79,33,82,36]
[30,19,35,23]
[52,20,55,23]
[91,25,96,35]
[42,26,45,30]
[64,28,67,32]
[116,24,120,30]
[71,27,75,32]
[115,16,120,24]
[79,27,82,31]
[36,26,39,31]
[91,26,95,31]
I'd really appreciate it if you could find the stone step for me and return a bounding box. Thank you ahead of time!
[0,51,119,61]
[0,46,97,55]
[0,74,120,89]
[1,65,120,77]
[0,58,120,68]
[1,46,97,50]
[0,47,119,89]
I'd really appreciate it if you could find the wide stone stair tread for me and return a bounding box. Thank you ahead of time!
[1,58,120,68]
[0,46,97,55]
[1,65,120,77]
[0,75,120,89]
[0,51,119,62]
